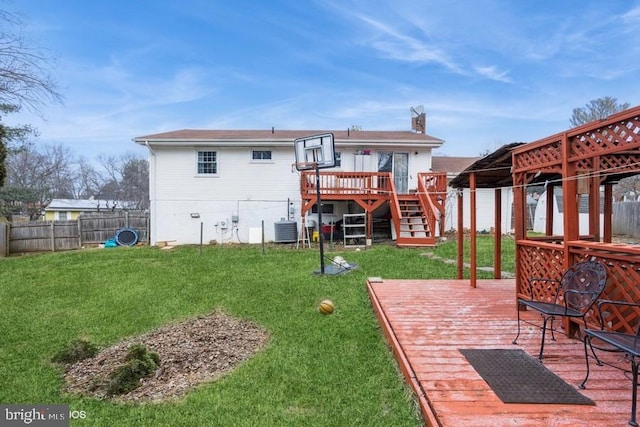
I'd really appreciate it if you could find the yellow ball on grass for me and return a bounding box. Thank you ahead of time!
[318,299,335,315]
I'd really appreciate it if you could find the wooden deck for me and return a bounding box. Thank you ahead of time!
[367,278,635,427]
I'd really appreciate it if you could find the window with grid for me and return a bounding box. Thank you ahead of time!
[252,150,272,160]
[197,151,217,174]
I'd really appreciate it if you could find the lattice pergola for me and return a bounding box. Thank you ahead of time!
[451,106,640,335]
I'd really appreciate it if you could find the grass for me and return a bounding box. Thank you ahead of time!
[429,234,516,273]
[0,238,512,426]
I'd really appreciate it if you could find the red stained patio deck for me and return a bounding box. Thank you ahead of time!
[367,278,634,427]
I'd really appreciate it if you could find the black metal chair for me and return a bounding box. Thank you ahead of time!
[513,260,607,360]
[581,300,640,427]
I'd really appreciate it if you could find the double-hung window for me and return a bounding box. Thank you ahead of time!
[197,151,217,174]
[252,150,272,161]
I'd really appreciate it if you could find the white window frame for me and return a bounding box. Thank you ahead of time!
[197,150,218,175]
[251,149,273,162]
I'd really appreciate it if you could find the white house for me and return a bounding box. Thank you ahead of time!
[134,128,448,246]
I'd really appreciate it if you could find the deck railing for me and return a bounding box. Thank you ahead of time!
[388,180,402,238]
[300,171,393,198]
[299,170,444,245]
[516,239,640,335]
[417,172,447,236]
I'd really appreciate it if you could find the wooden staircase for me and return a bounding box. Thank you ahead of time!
[392,194,436,247]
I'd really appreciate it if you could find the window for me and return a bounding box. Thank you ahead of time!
[57,211,68,221]
[311,203,334,214]
[197,151,217,174]
[334,152,341,167]
[252,150,272,160]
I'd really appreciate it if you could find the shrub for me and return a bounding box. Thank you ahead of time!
[106,344,160,396]
[51,338,98,365]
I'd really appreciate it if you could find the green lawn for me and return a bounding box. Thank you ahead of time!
[430,234,516,273]
[0,238,512,426]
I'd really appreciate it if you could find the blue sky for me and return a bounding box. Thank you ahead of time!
[6,0,640,161]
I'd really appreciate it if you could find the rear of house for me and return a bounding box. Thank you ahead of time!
[134,129,445,246]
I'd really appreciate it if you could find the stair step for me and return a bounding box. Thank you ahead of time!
[392,193,436,247]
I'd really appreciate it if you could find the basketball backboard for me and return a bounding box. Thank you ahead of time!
[294,133,335,171]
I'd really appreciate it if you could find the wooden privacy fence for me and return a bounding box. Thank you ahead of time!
[612,201,640,238]
[0,211,149,256]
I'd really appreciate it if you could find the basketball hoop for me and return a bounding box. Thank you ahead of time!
[292,133,335,275]
[293,133,335,170]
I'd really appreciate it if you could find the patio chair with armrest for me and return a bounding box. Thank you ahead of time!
[581,300,640,427]
[512,260,608,361]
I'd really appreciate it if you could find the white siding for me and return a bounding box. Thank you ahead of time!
[149,145,302,244]
[444,187,514,233]
[145,142,491,245]
[409,151,432,191]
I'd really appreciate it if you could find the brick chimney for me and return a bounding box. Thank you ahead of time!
[411,112,426,133]
[411,105,426,133]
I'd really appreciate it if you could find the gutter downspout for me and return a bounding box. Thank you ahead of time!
[143,140,156,245]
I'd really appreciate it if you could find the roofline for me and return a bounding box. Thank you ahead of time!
[133,130,444,148]
[133,138,444,149]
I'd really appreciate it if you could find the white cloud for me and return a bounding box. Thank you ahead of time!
[473,65,512,83]
[622,6,640,22]
[356,14,463,74]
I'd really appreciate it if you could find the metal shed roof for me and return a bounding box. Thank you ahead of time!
[448,143,525,189]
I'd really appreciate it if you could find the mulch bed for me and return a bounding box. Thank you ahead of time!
[61,312,269,402]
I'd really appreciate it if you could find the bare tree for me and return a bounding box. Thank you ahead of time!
[0,9,62,186]
[0,123,5,185]
[570,97,630,128]
[5,143,77,217]
[120,157,149,209]
[72,158,103,199]
[570,97,639,201]
[0,10,62,111]
[613,176,640,202]
[97,153,149,209]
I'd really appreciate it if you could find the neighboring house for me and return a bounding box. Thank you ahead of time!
[44,199,136,221]
[134,127,450,246]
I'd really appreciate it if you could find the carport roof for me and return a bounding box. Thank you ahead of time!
[448,142,525,189]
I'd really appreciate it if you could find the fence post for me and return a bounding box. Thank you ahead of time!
[50,221,55,252]
[0,222,8,257]
[77,217,82,248]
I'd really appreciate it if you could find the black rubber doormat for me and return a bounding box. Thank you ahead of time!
[459,349,594,405]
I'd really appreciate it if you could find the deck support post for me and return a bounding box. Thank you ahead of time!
[494,188,502,279]
[457,189,464,280]
[470,172,477,288]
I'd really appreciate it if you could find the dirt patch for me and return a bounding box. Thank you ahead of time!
[61,312,269,403]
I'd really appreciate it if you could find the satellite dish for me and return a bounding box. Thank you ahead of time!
[410,105,424,118]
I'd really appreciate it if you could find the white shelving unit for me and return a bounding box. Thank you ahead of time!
[343,213,366,248]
